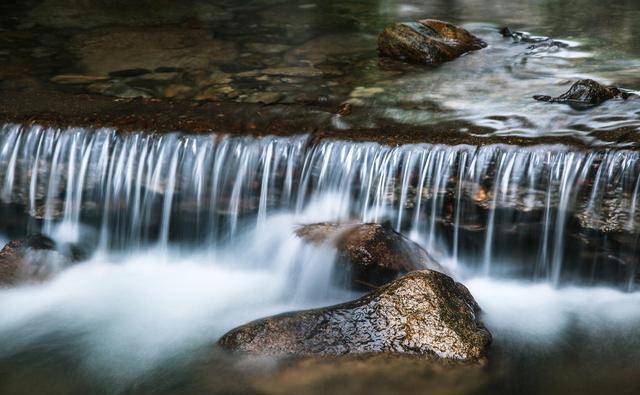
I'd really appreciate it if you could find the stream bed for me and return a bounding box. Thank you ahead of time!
[1,1,640,394]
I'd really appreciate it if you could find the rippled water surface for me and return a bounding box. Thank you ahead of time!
[1,1,640,395]
[1,0,640,141]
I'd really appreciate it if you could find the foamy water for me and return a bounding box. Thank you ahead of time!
[2,219,640,389]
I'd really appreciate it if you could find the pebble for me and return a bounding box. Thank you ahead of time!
[50,75,109,85]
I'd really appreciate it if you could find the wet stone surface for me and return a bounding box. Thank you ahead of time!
[296,222,447,289]
[219,270,491,360]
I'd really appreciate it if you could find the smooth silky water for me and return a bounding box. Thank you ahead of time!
[1,124,640,394]
[1,0,640,394]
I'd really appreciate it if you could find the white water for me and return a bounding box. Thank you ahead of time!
[0,202,358,385]
[2,229,640,387]
[1,124,639,285]
[1,124,639,392]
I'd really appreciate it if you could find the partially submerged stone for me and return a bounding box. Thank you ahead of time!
[219,270,491,360]
[0,234,67,287]
[500,26,569,49]
[534,79,632,109]
[295,222,446,289]
[378,20,486,66]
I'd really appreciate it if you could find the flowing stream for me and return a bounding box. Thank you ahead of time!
[1,123,640,394]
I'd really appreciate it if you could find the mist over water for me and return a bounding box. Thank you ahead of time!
[1,123,640,393]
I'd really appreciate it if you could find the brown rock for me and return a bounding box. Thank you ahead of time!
[50,74,108,85]
[219,270,491,360]
[296,222,446,289]
[0,234,64,287]
[378,20,487,66]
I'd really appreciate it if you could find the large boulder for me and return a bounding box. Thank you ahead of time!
[378,20,486,66]
[0,234,67,287]
[534,79,633,109]
[219,270,491,361]
[295,222,446,289]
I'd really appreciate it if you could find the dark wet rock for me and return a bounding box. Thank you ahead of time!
[154,66,184,73]
[108,68,151,78]
[0,234,66,287]
[244,92,283,105]
[534,79,632,109]
[219,270,491,360]
[500,26,569,49]
[50,74,108,85]
[296,222,446,289]
[378,20,486,66]
[261,67,324,78]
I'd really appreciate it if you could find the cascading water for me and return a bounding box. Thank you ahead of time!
[1,123,638,286]
[2,123,640,394]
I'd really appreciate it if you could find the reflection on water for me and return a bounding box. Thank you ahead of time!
[1,1,640,394]
[1,0,639,140]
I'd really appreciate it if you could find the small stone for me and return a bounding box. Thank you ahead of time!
[164,84,194,99]
[137,72,179,81]
[50,74,109,85]
[262,67,324,78]
[245,43,291,54]
[350,86,385,98]
[244,91,284,104]
[235,70,261,78]
[108,68,152,78]
[195,85,238,101]
[533,79,633,109]
[198,73,233,87]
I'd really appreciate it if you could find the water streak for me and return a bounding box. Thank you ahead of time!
[1,124,638,285]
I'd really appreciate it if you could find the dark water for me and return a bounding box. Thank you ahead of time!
[1,1,640,395]
[1,0,640,141]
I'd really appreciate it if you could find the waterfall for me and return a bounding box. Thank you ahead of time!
[1,123,638,286]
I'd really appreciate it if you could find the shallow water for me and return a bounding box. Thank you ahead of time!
[1,1,640,394]
[1,0,639,142]
[2,219,640,395]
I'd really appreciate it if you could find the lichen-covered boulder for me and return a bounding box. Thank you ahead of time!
[534,79,632,109]
[378,20,486,66]
[219,270,491,361]
[0,234,67,287]
[295,222,446,289]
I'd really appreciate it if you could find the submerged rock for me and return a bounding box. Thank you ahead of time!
[378,20,486,66]
[534,79,632,109]
[219,270,491,360]
[296,222,446,289]
[0,234,66,287]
